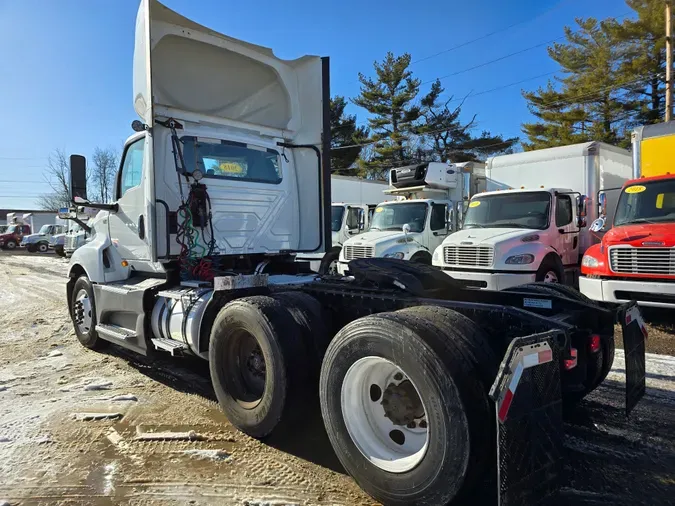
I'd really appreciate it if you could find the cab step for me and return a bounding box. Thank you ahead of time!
[151,338,188,356]
[95,324,137,340]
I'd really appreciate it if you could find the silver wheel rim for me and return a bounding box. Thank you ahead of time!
[38,243,48,252]
[328,259,338,275]
[543,271,559,283]
[73,289,93,334]
[7,241,16,250]
[341,356,429,473]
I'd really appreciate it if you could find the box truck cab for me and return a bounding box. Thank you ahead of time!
[337,161,485,274]
[579,121,675,307]
[297,175,385,274]
[432,142,632,290]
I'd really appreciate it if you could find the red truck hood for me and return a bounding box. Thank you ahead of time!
[604,222,675,247]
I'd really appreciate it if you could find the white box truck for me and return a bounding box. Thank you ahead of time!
[432,142,632,290]
[337,161,485,274]
[298,175,387,273]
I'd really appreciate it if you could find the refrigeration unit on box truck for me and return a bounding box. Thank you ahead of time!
[432,142,632,290]
[580,122,675,307]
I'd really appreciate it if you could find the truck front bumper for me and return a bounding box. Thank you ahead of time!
[579,276,675,308]
[441,269,536,291]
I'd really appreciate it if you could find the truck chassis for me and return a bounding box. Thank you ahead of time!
[65,257,645,506]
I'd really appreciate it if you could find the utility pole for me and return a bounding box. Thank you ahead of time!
[667,1,673,122]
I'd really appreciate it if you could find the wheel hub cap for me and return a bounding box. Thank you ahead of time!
[382,380,425,426]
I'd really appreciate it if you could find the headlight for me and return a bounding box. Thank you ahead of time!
[384,252,405,259]
[505,254,535,265]
[581,255,599,268]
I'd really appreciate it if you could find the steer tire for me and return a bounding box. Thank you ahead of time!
[272,291,332,370]
[70,276,107,350]
[209,296,308,439]
[319,250,340,275]
[320,311,491,506]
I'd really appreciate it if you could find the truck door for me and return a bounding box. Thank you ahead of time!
[107,135,152,263]
[554,194,577,266]
[429,203,449,252]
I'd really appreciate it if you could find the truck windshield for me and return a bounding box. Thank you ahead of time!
[370,203,428,232]
[6,225,17,234]
[331,206,345,232]
[614,179,675,226]
[463,192,551,230]
[38,225,51,234]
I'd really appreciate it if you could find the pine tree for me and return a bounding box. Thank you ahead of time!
[419,80,518,161]
[329,96,369,175]
[605,0,666,125]
[352,52,421,178]
[522,18,632,149]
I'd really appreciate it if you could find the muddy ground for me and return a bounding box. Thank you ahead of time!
[0,251,673,505]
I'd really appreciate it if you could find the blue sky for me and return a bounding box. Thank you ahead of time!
[0,0,629,210]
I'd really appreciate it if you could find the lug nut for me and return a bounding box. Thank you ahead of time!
[407,421,416,429]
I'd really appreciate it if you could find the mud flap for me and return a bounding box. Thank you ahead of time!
[489,332,564,506]
[619,303,647,417]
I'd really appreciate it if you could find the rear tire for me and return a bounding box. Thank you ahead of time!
[209,296,308,439]
[70,276,107,350]
[320,311,491,506]
[271,291,332,369]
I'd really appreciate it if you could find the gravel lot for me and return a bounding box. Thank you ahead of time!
[0,251,673,505]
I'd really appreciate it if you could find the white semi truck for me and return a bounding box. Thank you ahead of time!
[337,161,485,274]
[298,175,386,273]
[432,142,632,290]
[59,2,645,505]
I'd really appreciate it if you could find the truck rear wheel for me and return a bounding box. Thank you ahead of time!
[70,276,108,350]
[271,291,331,370]
[209,296,308,439]
[320,311,490,506]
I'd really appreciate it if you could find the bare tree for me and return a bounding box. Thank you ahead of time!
[90,147,119,203]
[37,148,71,211]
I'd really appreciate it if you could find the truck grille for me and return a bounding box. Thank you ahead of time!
[443,245,494,267]
[65,235,79,250]
[343,245,374,260]
[609,246,675,275]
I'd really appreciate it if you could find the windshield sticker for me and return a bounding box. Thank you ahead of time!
[469,201,481,208]
[375,207,384,213]
[625,185,646,194]
[219,162,244,173]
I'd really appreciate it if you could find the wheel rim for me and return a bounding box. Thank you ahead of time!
[543,270,559,283]
[73,289,93,334]
[38,243,48,252]
[225,330,266,409]
[341,356,429,473]
[7,241,16,250]
[327,259,338,275]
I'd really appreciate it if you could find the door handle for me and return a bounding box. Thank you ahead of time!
[138,215,145,239]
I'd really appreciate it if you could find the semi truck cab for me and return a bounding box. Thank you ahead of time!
[580,174,675,307]
[433,187,588,289]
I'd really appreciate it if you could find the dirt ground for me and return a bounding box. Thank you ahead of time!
[0,251,674,505]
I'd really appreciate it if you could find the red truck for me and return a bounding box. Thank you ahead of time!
[580,173,675,307]
[0,223,31,250]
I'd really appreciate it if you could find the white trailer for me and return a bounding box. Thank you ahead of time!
[298,175,387,273]
[432,142,632,290]
[337,161,486,274]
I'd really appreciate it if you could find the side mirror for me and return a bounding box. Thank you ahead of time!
[598,191,607,218]
[69,155,88,202]
[589,217,605,232]
[57,208,71,220]
[358,209,365,231]
[447,209,455,232]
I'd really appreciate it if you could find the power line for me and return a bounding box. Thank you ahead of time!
[411,0,575,65]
